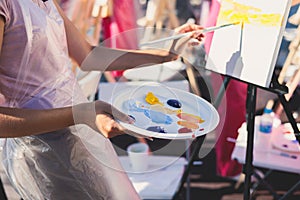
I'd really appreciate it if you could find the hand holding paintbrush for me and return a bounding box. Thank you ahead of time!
[140,22,240,47]
[139,22,240,57]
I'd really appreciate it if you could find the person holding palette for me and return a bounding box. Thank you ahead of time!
[0,0,204,199]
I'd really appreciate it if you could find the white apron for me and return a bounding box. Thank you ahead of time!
[0,0,139,199]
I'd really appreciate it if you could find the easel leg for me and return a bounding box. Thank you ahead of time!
[243,84,257,200]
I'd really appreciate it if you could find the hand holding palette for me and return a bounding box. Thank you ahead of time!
[113,83,219,140]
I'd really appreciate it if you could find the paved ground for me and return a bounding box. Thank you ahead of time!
[181,150,300,200]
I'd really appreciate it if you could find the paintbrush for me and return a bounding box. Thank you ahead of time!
[140,22,240,47]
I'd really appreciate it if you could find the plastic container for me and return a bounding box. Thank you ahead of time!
[259,107,274,133]
[256,101,274,151]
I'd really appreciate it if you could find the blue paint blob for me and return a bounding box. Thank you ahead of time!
[167,99,182,108]
[128,115,136,122]
[146,126,167,133]
[144,110,173,124]
[124,99,145,112]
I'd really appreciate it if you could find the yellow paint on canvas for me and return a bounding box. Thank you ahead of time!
[218,0,282,27]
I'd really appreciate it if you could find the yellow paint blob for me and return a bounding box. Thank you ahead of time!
[145,92,163,105]
[150,104,181,114]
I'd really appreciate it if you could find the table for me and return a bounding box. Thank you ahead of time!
[119,155,187,200]
[122,60,186,82]
[231,118,300,199]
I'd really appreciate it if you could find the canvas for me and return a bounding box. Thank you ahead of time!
[205,0,292,87]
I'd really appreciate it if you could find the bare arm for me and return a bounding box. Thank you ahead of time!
[53,2,203,72]
[53,1,170,70]
[0,100,134,138]
[0,106,74,138]
[80,23,204,71]
[80,47,175,71]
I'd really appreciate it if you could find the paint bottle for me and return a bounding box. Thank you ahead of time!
[256,100,274,151]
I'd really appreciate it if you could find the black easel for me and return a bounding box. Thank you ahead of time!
[173,74,300,200]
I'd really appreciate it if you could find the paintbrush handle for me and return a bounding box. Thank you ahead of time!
[140,23,237,47]
[140,32,192,46]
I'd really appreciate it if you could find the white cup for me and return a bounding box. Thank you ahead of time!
[127,143,149,172]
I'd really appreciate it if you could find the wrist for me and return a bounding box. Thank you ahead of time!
[145,49,171,63]
[72,102,96,127]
